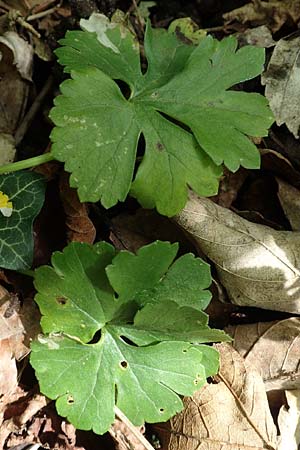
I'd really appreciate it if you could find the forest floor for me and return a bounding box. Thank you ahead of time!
[1,0,300,449]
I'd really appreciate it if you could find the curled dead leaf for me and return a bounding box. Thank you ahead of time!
[262,34,300,138]
[59,172,96,244]
[174,193,300,313]
[277,178,300,231]
[223,1,300,33]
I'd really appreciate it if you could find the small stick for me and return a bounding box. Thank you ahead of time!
[113,406,155,450]
[27,6,57,21]
[132,0,144,34]
[15,75,54,146]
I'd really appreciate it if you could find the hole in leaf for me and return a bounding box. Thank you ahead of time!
[56,296,67,305]
[119,360,128,369]
[159,408,164,413]
[120,335,137,347]
[87,329,102,344]
[115,79,131,100]
[182,349,188,353]
[67,395,74,404]
[193,380,198,385]
[135,133,146,160]
[157,110,191,133]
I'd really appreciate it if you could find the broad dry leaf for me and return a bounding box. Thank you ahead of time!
[168,343,277,450]
[262,35,300,138]
[0,290,40,396]
[277,178,300,231]
[277,390,300,450]
[227,318,300,390]
[59,172,96,244]
[223,1,300,32]
[174,193,300,313]
[0,31,33,163]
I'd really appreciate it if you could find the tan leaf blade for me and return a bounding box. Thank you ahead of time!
[227,318,300,391]
[174,194,300,313]
[168,343,277,450]
[277,390,300,450]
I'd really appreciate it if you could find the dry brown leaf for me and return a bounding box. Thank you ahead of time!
[262,34,300,138]
[227,318,300,390]
[0,31,33,164]
[59,172,96,244]
[223,1,300,32]
[277,178,300,231]
[277,390,300,450]
[168,343,277,450]
[0,289,40,397]
[174,193,300,313]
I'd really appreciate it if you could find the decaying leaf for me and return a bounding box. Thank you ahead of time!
[168,343,277,450]
[236,25,275,48]
[174,193,300,313]
[0,289,41,397]
[262,34,300,138]
[277,178,300,231]
[227,318,300,390]
[59,173,96,244]
[223,1,300,33]
[277,390,300,450]
[0,31,33,163]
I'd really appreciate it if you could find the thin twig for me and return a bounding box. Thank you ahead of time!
[15,75,54,146]
[27,6,57,21]
[132,0,144,34]
[114,406,155,450]
[16,16,41,37]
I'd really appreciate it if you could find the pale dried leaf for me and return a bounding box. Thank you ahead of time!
[277,390,300,450]
[168,343,277,450]
[0,134,16,165]
[277,178,300,231]
[0,292,40,396]
[227,318,300,390]
[0,32,33,80]
[262,35,300,138]
[237,25,275,48]
[174,193,300,313]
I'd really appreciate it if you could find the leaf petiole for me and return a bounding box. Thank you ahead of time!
[0,153,55,175]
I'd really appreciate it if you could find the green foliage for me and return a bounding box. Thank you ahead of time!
[30,240,230,434]
[50,13,273,216]
[0,171,45,270]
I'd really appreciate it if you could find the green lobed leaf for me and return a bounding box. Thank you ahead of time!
[0,171,45,270]
[50,14,273,216]
[31,240,228,434]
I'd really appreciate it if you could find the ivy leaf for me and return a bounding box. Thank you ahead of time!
[50,14,273,216]
[30,240,228,434]
[0,171,45,270]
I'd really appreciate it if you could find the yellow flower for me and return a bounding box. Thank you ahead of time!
[0,191,13,217]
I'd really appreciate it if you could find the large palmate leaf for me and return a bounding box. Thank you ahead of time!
[31,240,229,434]
[0,171,45,270]
[50,14,273,216]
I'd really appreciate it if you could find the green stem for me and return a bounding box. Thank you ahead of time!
[0,153,55,175]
